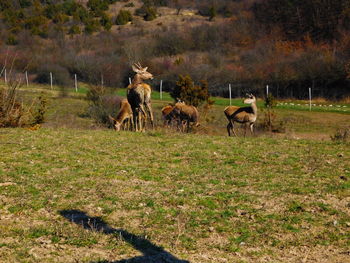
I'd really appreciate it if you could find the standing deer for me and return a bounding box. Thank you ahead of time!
[109,99,133,131]
[224,93,257,136]
[127,63,154,131]
[170,101,200,132]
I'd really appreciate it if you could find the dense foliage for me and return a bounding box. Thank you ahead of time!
[171,75,211,107]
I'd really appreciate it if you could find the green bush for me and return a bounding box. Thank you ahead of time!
[6,34,18,45]
[135,5,157,21]
[171,75,211,107]
[68,25,81,35]
[100,12,112,30]
[115,9,132,25]
[87,0,109,16]
[84,18,101,34]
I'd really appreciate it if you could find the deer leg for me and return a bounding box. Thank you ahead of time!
[139,105,147,131]
[145,102,154,129]
[227,122,231,136]
[132,110,138,131]
[231,121,238,137]
[129,117,134,131]
[250,123,254,135]
[137,110,142,132]
[244,123,248,137]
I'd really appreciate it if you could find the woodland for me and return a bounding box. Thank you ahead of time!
[1,0,350,99]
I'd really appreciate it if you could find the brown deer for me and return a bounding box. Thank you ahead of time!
[109,99,133,131]
[161,105,174,127]
[127,63,154,131]
[224,94,257,136]
[170,101,200,132]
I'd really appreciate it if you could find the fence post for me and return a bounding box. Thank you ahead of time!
[160,80,163,100]
[74,74,78,92]
[101,73,104,87]
[50,72,53,89]
[4,68,7,84]
[309,87,312,111]
[25,71,29,87]
[266,85,269,97]
[229,83,232,106]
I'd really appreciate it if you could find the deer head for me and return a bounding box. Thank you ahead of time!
[244,93,256,104]
[109,115,122,131]
[132,62,153,80]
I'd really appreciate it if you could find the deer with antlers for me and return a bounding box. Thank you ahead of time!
[224,93,258,136]
[127,63,154,132]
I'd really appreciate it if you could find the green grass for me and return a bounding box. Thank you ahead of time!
[0,128,349,262]
[1,81,350,262]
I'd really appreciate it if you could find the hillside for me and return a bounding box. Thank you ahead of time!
[1,0,350,99]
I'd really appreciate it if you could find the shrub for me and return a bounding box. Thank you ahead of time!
[32,94,48,125]
[331,127,349,142]
[0,82,24,127]
[100,12,112,30]
[34,64,72,87]
[87,0,109,16]
[6,34,18,45]
[262,94,279,132]
[135,5,157,21]
[124,2,135,7]
[68,25,81,35]
[208,6,217,21]
[171,75,211,107]
[84,18,101,34]
[115,9,132,25]
[155,30,187,56]
[86,85,122,126]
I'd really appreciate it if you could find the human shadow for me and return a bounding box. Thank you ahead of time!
[59,209,189,263]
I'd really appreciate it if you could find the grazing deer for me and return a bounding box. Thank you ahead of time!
[109,99,133,131]
[161,105,174,127]
[171,101,200,132]
[127,63,154,132]
[224,93,257,136]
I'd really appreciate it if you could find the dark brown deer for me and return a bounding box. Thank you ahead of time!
[224,94,257,136]
[161,105,174,127]
[109,99,133,131]
[127,63,154,131]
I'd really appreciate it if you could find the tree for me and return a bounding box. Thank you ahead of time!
[171,75,211,107]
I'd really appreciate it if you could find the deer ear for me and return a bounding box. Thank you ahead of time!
[108,115,116,123]
[143,67,148,71]
[132,65,140,73]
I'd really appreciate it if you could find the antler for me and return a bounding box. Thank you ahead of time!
[135,62,142,70]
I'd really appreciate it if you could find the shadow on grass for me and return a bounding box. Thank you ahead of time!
[59,209,189,263]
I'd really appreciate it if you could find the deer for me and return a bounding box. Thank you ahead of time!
[170,101,200,132]
[224,93,257,137]
[161,105,174,127]
[109,99,133,131]
[127,63,154,132]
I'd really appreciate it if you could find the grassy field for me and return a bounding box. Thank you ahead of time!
[0,84,350,262]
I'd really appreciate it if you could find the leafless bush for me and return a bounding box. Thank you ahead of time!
[0,75,50,128]
[86,85,123,127]
[331,127,349,142]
